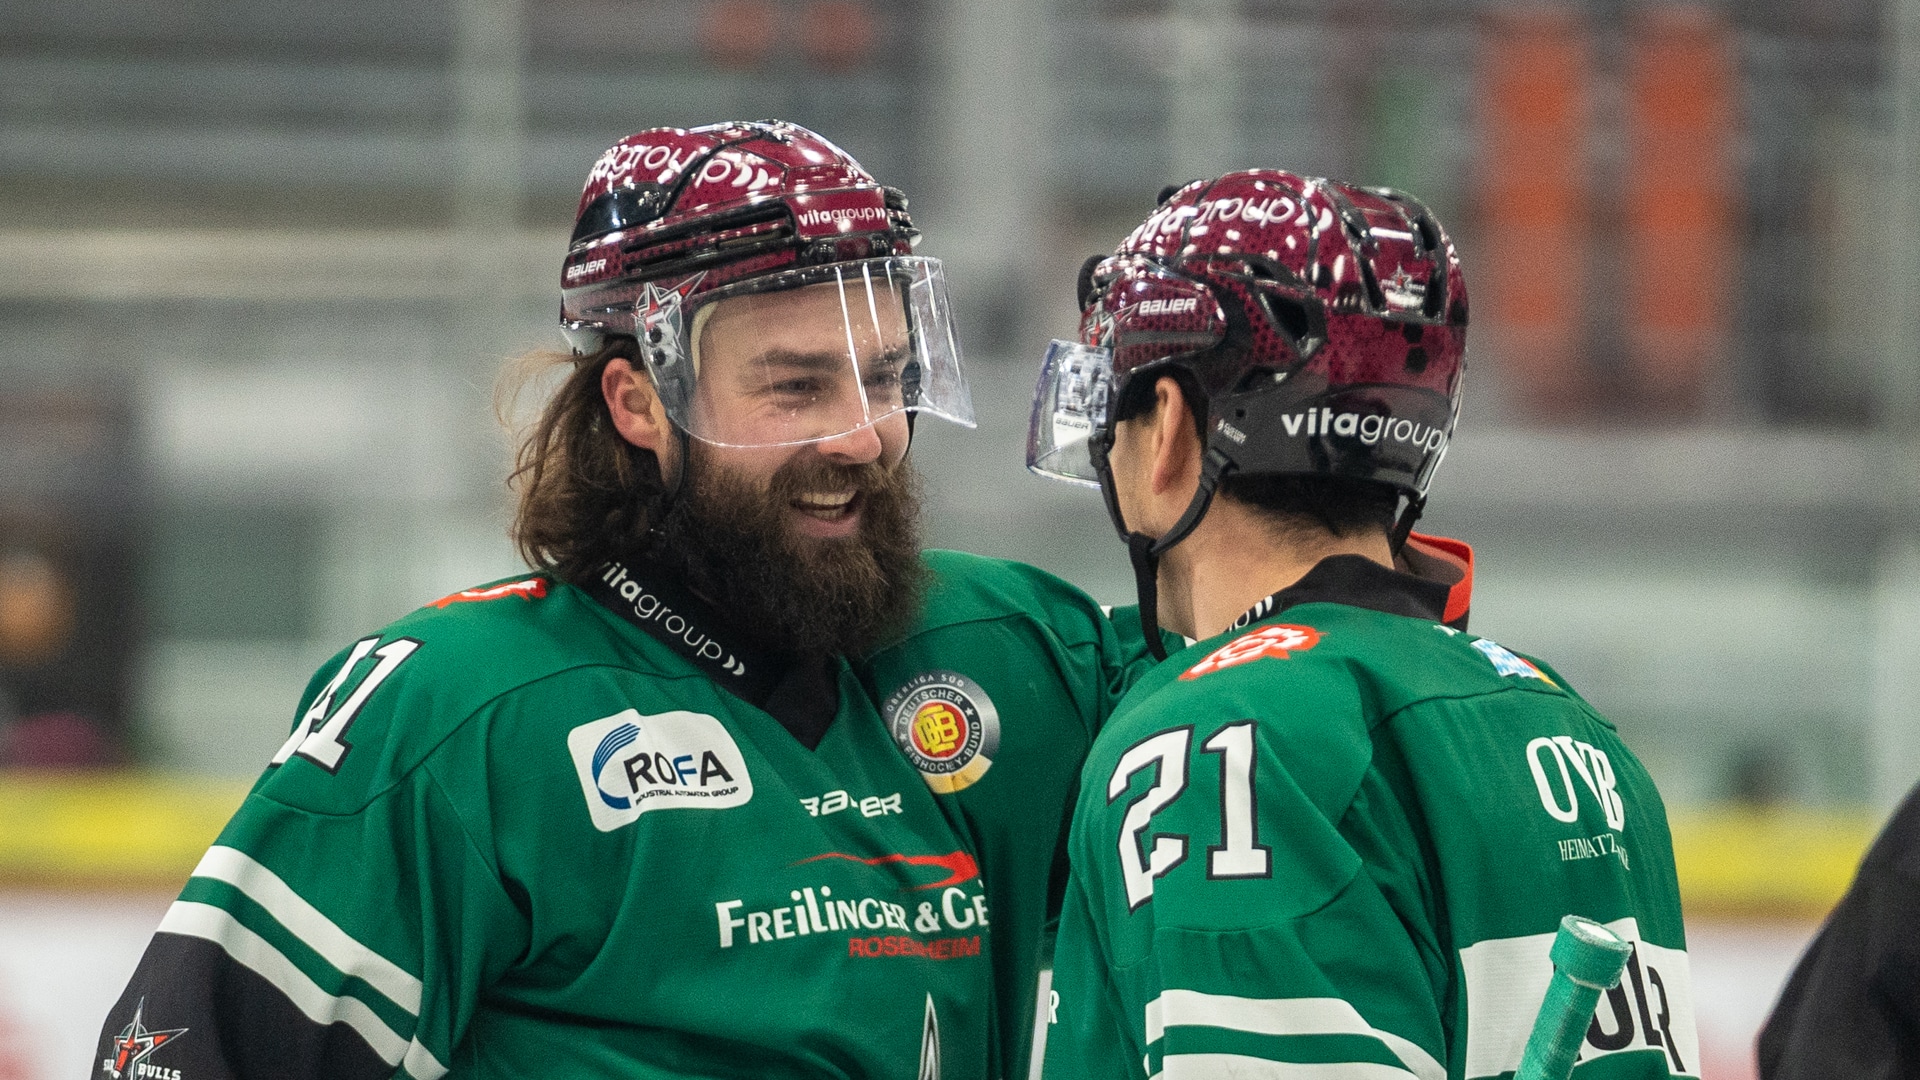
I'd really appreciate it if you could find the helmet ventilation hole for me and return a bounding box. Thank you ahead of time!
[1263,294,1314,343]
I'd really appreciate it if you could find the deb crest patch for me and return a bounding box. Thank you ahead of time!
[885,670,1001,795]
[568,709,753,831]
[1180,623,1322,680]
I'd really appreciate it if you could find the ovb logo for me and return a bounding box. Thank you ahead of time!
[568,709,752,832]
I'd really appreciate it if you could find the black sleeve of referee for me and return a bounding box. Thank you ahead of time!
[1758,781,1920,1080]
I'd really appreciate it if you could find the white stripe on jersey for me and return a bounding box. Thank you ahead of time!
[158,901,422,1068]
[191,845,424,1015]
[1144,990,1444,1080]
[1154,1056,1417,1080]
[401,1037,451,1080]
[1459,916,1698,1079]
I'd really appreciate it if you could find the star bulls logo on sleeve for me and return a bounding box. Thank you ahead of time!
[103,999,187,1079]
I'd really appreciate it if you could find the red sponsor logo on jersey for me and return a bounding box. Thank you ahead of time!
[1179,624,1322,680]
[794,849,980,891]
[429,577,549,608]
[847,934,982,960]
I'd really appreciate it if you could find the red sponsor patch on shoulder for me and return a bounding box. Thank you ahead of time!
[429,578,548,608]
[1179,623,1321,680]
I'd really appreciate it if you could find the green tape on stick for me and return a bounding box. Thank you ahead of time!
[1514,915,1633,1080]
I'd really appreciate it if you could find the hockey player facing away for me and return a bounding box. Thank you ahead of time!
[94,122,1137,1080]
[1029,172,1698,1080]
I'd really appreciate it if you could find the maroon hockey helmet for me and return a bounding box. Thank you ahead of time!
[1027,170,1468,653]
[562,120,972,449]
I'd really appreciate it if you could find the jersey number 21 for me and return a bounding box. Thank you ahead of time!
[1109,722,1270,910]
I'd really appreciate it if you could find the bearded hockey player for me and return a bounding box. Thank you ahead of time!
[93,121,1135,1080]
[1030,172,1697,1080]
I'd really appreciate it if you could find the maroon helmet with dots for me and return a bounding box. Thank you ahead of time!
[1027,170,1468,653]
[562,120,972,449]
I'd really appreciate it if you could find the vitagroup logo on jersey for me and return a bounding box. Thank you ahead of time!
[598,562,748,678]
[568,709,753,831]
[1280,407,1448,453]
[884,670,1001,794]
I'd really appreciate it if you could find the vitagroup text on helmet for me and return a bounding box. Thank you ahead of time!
[795,205,886,229]
[1280,408,1448,452]
[1157,194,1303,233]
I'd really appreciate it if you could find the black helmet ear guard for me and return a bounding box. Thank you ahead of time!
[1074,254,1105,311]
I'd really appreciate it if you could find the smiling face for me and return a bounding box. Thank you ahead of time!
[690,278,913,540]
[618,278,924,656]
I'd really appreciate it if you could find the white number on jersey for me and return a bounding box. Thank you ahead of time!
[1110,729,1191,910]
[1109,721,1273,908]
[271,637,420,773]
[1202,722,1270,878]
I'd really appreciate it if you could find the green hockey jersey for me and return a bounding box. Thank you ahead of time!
[1043,554,1695,1080]
[857,550,1153,1080]
[96,557,1001,1080]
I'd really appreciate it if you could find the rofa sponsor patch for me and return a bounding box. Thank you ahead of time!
[568,709,753,831]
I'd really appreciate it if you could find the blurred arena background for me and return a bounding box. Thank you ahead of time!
[0,0,1913,1076]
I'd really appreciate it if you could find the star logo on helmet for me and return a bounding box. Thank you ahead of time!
[637,274,706,369]
[1382,265,1426,309]
[103,999,187,1079]
[1086,308,1118,350]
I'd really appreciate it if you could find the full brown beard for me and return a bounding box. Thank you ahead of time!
[649,441,926,659]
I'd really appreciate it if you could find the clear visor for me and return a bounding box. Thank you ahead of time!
[640,256,974,449]
[1026,339,1114,488]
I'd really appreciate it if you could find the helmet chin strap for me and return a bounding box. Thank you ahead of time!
[1112,446,1233,662]
[1388,492,1426,555]
[644,425,695,554]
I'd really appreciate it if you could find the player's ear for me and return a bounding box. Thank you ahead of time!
[602,357,674,456]
[1147,375,1200,498]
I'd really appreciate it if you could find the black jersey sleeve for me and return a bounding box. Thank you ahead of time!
[93,633,528,1080]
[1759,782,1920,1080]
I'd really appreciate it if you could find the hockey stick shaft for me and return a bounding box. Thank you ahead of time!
[1513,915,1634,1080]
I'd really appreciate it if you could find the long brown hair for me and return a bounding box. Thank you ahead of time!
[501,338,665,582]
